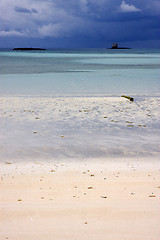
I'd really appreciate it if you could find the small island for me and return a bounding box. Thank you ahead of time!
[108,43,131,49]
[13,48,46,51]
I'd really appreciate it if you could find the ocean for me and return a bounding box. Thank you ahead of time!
[0,48,160,96]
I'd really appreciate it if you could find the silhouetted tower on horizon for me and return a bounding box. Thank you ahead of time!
[112,43,118,49]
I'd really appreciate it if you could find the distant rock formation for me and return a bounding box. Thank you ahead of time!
[13,48,46,51]
[108,43,131,49]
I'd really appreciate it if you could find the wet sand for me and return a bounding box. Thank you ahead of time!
[0,96,160,159]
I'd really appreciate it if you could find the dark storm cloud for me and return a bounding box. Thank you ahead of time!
[0,0,159,47]
[14,6,38,14]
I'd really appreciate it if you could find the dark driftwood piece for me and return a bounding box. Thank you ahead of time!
[121,95,134,102]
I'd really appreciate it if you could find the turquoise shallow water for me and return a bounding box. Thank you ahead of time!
[0,48,160,96]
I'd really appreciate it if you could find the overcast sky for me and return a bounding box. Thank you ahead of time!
[0,0,160,48]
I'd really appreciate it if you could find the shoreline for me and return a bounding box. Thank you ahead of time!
[0,92,160,98]
[0,93,160,99]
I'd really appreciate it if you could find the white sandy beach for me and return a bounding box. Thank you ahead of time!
[0,96,160,240]
[0,159,160,240]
